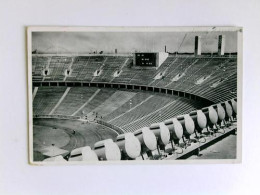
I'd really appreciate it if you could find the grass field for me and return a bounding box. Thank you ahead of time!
[33,118,118,161]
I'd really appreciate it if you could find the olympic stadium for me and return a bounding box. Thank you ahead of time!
[30,31,238,162]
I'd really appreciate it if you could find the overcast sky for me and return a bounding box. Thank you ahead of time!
[32,31,237,54]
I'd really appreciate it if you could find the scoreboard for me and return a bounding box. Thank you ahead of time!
[133,52,168,68]
[134,53,157,67]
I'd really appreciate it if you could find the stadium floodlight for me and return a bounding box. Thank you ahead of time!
[216,104,226,128]
[149,122,171,157]
[190,110,207,133]
[133,127,157,160]
[164,118,184,152]
[94,139,121,161]
[116,133,141,160]
[69,146,98,162]
[189,110,207,143]
[224,101,234,122]
[202,106,219,136]
[230,99,237,115]
[177,114,195,148]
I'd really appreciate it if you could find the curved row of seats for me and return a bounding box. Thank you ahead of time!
[33,87,201,132]
[117,97,202,133]
[43,98,237,162]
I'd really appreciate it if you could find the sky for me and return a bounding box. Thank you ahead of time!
[32,31,237,54]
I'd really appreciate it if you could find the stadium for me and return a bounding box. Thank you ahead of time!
[30,31,238,162]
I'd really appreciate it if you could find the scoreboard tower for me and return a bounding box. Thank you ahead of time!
[133,52,168,68]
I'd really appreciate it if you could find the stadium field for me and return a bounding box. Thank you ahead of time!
[33,118,118,161]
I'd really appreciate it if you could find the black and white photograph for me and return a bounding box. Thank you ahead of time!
[27,26,242,164]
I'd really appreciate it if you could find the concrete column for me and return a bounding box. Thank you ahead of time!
[133,53,136,66]
[218,35,225,56]
[195,36,201,56]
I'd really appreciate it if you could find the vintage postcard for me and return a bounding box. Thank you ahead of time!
[27,26,242,164]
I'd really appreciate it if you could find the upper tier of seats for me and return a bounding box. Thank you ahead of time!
[32,55,237,103]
